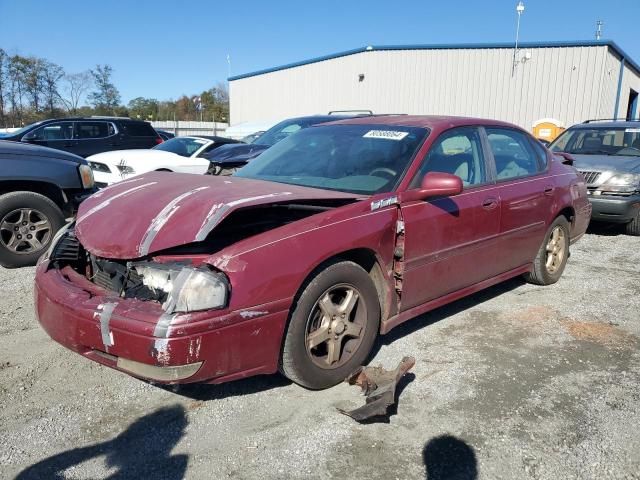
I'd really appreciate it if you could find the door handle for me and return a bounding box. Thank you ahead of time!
[544,185,555,195]
[482,197,498,210]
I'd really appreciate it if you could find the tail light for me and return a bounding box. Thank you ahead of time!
[155,136,163,144]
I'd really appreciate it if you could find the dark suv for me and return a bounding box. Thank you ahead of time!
[0,117,162,158]
[0,140,96,268]
[550,119,640,235]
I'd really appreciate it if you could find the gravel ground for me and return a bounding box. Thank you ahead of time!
[1,225,639,480]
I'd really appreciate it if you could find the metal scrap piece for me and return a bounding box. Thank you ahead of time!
[338,356,416,422]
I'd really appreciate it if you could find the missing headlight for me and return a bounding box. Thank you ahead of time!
[131,262,229,312]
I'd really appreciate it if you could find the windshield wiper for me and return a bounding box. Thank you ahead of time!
[571,149,614,155]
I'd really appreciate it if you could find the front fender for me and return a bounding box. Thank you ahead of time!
[205,205,399,313]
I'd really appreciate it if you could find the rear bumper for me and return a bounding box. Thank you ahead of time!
[34,263,290,384]
[588,195,640,223]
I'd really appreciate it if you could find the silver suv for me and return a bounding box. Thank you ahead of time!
[550,120,640,235]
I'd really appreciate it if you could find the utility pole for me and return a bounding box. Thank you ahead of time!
[512,1,525,77]
[595,20,603,40]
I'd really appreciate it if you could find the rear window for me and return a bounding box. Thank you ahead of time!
[124,122,157,137]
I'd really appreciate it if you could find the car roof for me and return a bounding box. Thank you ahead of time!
[570,120,640,129]
[320,114,519,130]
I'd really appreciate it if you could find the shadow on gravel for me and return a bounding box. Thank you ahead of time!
[375,277,525,353]
[423,434,478,480]
[160,373,292,401]
[15,405,188,480]
[586,222,626,236]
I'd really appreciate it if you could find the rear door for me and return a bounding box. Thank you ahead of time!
[399,127,503,311]
[483,127,552,271]
[75,121,118,157]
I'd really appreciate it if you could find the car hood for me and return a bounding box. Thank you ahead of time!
[0,140,86,164]
[87,149,182,164]
[204,143,270,164]
[570,154,640,173]
[75,171,358,259]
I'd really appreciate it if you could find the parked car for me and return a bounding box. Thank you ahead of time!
[549,119,640,235]
[35,115,590,389]
[156,129,176,141]
[241,131,265,144]
[0,117,163,157]
[87,135,241,187]
[0,140,95,268]
[205,114,358,175]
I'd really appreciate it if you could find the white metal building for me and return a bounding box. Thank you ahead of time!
[229,40,640,135]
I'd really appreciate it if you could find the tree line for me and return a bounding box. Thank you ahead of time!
[0,48,229,128]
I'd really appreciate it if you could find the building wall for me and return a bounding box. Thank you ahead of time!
[612,49,640,120]
[230,45,638,131]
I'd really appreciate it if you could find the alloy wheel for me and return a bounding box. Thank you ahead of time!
[545,226,566,274]
[305,283,367,369]
[0,208,52,254]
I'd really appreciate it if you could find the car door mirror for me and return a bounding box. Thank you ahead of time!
[22,131,37,142]
[402,172,464,202]
[554,152,574,166]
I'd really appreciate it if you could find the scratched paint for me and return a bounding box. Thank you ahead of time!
[187,337,202,362]
[239,310,269,319]
[138,186,210,255]
[90,176,146,198]
[154,338,171,365]
[77,182,158,223]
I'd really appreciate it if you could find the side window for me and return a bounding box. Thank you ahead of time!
[26,122,74,141]
[411,127,486,188]
[76,121,111,139]
[531,138,549,169]
[486,128,542,180]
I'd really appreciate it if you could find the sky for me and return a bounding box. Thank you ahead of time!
[1,0,639,104]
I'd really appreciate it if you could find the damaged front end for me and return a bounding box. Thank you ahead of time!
[46,225,230,316]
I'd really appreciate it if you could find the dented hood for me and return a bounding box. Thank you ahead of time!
[75,172,358,259]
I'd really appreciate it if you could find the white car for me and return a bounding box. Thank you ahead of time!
[87,136,240,186]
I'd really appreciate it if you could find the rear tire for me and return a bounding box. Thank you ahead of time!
[0,191,65,268]
[524,216,570,285]
[281,261,380,389]
[625,211,640,236]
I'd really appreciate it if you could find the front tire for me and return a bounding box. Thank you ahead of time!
[281,261,380,389]
[625,211,640,236]
[524,216,570,285]
[0,191,65,268]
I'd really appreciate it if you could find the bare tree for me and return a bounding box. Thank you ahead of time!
[41,61,64,115]
[60,71,92,114]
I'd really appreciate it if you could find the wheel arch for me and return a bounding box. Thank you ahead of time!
[277,247,393,365]
[0,180,66,210]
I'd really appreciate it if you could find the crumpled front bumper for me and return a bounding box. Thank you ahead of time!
[34,262,289,384]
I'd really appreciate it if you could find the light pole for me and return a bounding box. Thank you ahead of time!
[512,1,525,77]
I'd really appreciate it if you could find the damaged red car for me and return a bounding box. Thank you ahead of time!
[34,116,591,389]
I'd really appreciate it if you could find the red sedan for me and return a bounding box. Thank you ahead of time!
[34,116,591,389]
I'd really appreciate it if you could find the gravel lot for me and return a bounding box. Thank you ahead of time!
[1,225,639,480]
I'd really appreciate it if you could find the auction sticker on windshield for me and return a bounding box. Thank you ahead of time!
[625,128,640,133]
[363,130,409,141]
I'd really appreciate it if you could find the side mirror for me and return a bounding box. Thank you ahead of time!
[402,172,463,202]
[554,152,574,166]
[22,132,37,142]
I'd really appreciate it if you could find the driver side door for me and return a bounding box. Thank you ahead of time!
[399,127,503,311]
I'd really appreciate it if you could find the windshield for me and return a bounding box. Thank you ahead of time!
[253,118,328,147]
[550,127,640,156]
[236,124,428,195]
[152,137,208,157]
[0,121,45,138]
